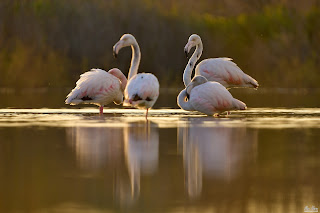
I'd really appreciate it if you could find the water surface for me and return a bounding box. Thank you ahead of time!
[0,107,320,213]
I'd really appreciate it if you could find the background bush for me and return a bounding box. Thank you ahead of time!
[0,0,319,88]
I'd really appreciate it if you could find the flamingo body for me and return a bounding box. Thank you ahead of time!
[195,58,259,88]
[178,76,246,116]
[124,73,159,109]
[189,82,246,115]
[113,34,160,118]
[183,34,258,89]
[65,68,127,112]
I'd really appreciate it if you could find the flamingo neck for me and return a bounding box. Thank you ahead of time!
[177,89,195,111]
[128,42,141,80]
[108,69,127,91]
[183,42,203,87]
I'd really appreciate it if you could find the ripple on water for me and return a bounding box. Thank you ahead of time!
[0,108,319,128]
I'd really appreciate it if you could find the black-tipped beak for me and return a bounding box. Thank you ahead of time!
[184,49,189,58]
[113,44,118,58]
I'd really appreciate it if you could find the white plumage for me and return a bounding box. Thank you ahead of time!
[178,76,246,116]
[113,34,159,118]
[65,68,127,114]
[124,73,159,110]
[184,34,259,89]
[196,58,259,88]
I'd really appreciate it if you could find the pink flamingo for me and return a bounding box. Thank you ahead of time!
[113,34,159,119]
[178,76,247,116]
[184,34,259,89]
[65,68,127,115]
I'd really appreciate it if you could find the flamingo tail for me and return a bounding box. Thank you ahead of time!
[245,74,259,88]
[65,89,82,105]
[232,98,247,110]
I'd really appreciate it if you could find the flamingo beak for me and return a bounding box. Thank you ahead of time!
[184,46,189,58]
[184,43,191,58]
[129,99,133,104]
[184,41,195,58]
[113,40,124,59]
[113,44,118,58]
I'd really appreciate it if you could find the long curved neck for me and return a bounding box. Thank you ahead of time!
[108,69,127,91]
[177,89,195,111]
[183,42,203,87]
[128,42,141,80]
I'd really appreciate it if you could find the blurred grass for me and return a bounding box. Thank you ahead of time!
[0,0,319,88]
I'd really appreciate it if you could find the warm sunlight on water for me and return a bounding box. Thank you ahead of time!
[0,108,320,213]
[1,108,320,128]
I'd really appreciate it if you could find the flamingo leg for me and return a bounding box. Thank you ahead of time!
[99,106,104,115]
[145,108,149,120]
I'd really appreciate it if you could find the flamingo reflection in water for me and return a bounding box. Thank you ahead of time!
[67,126,124,170]
[177,118,258,198]
[119,121,159,203]
[66,120,159,205]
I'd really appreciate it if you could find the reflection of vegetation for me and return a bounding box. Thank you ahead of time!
[0,0,319,88]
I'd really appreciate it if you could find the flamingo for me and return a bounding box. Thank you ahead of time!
[177,76,247,116]
[113,34,159,119]
[65,68,127,115]
[183,34,259,89]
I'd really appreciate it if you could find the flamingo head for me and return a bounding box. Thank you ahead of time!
[184,34,202,57]
[124,93,152,109]
[113,34,137,58]
[186,76,208,95]
[123,94,141,107]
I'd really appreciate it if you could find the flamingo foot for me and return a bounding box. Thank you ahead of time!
[99,106,104,115]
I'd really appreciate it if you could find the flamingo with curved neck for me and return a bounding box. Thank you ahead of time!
[113,34,159,119]
[114,36,141,80]
[184,34,259,89]
[177,89,195,111]
[177,76,247,116]
[183,37,203,87]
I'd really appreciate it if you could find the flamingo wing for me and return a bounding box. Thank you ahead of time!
[196,58,258,88]
[66,69,121,106]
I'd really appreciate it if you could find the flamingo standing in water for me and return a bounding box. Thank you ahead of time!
[113,34,159,119]
[65,68,127,115]
[183,34,259,89]
[178,76,246,116]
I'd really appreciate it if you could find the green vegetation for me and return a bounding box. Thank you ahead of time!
[0,0,319,88]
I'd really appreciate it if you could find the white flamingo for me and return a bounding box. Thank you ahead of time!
[184,34,259,89]
[113,34,159,119]
[65,68,127,115]
[177,76,247,116]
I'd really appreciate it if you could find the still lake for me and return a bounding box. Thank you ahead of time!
[0,88,319,213]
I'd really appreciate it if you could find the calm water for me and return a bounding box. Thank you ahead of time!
[0,90,320,213]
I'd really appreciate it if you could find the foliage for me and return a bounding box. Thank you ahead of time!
[0,0,319,88]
